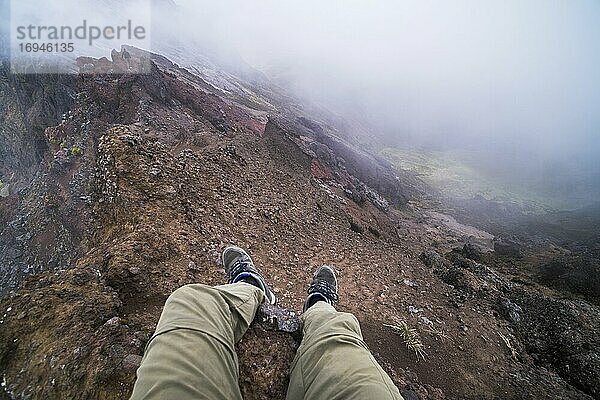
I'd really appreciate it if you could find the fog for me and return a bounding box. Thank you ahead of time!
[3,0,599,207]
[164,0,600,207]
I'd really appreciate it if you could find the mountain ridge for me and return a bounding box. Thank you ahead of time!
[0,48,598,399]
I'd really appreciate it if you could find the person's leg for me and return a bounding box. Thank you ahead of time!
[286,267,404,400]
[131,246,276,400]
[130,282,264,400]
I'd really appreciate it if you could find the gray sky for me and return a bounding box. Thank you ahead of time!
[171,0,600,206]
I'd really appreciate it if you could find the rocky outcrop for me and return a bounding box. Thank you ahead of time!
[296,116,426,209]
[511,291,600,398]
[0,62,75,188]
[422,246,600,399]
[0,64,80,292]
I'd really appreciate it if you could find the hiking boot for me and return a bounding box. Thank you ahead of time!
[222,246,277,305]
[303,265,339,312]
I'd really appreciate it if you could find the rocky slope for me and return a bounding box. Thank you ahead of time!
[0,50,598,399]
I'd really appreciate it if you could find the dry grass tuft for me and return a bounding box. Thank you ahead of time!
[384,321,427,360]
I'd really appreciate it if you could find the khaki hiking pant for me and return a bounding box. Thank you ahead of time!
[130,283,404,400]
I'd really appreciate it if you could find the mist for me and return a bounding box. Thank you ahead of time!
[157,0,600,208]
[3,0,599,208]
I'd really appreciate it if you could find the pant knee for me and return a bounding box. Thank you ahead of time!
[162,284,224,315]
[167,284,208,300]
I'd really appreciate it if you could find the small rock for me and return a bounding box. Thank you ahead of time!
[149,167,161,176]
[401,389,420,400]
[130,338,143,349]
[225,143,236,154]
[122,354,143,373]
[257,303,302,339]
[407,305,423,315]
[349,219,364,234]
[0,184,9,198]
[104,317,121,327]
[498,297,522,323]
[421,249,445,269]
[403,279,418,288]
[462,242,483,261]
[134,331,150,342]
